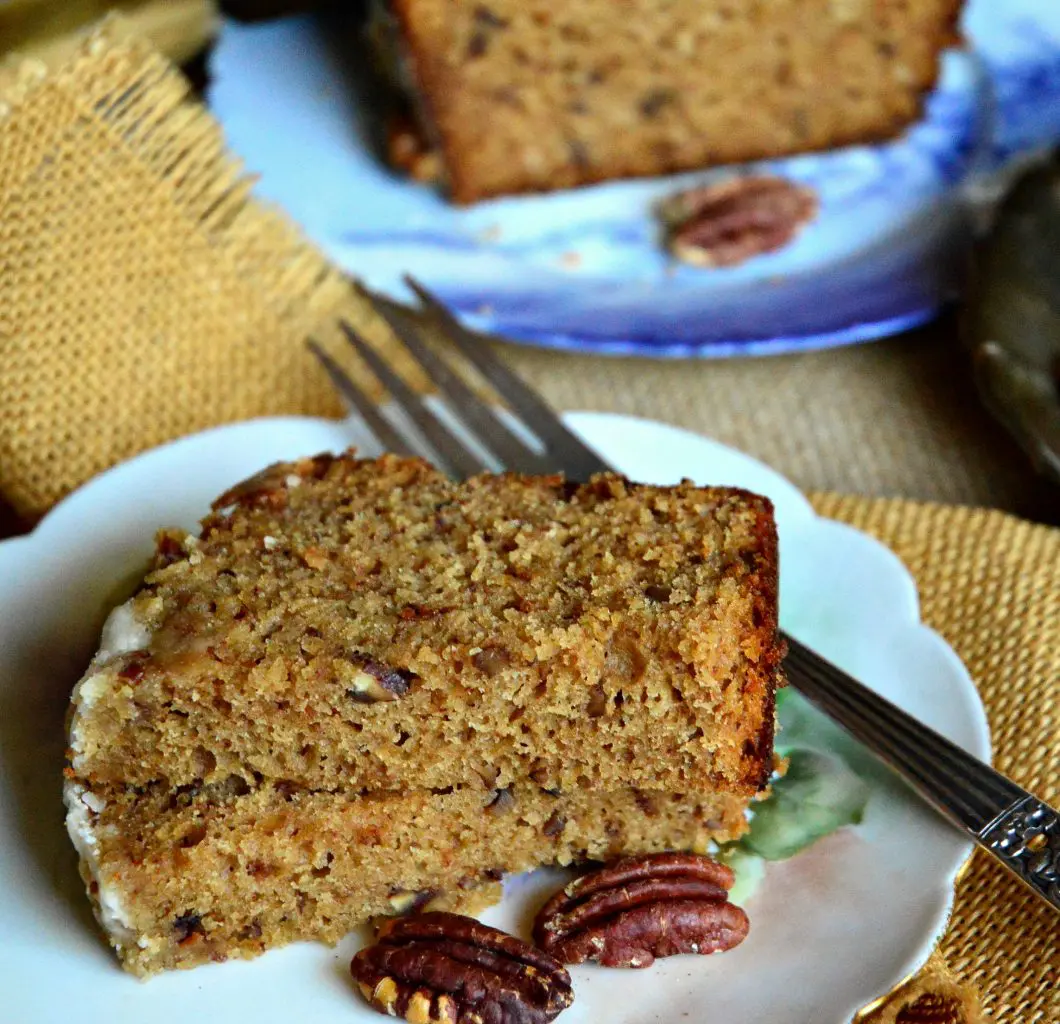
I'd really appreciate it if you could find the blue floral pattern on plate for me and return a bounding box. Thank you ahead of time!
[209,1,1060,357]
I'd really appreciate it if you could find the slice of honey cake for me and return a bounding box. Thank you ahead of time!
[377,0,963,202]
[67,452,783,800]
[64,451,783,973]
[66,778,750,975]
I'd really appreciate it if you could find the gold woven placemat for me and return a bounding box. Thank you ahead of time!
[812,495,1058,1023]
[0,20,1057,1021]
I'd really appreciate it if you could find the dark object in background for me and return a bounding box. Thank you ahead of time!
[182,46,210,94]
[963,156,1060,484]
[184,1,349,92]
[221,0,331,20]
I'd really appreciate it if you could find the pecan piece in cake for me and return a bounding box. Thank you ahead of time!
[346,658,417,703]
[351,912,573,1023]
[533,852,748,968]
[172,911,206,945]
[385,887,440,917]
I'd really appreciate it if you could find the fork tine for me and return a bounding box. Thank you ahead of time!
[369,298,556,476]
[339,323,489,479]
[404,276,612,481]
[307,340,416,457]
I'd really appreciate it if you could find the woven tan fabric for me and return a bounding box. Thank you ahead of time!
[501,332,1053,520]
[0,16,411,518]
[855,952,982,1024]
[1,21,1057,1021]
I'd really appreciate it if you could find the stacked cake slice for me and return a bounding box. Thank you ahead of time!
[64,452,783,974]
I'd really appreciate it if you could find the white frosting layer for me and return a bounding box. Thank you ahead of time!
[65,599,159,958]
[98,600,152,662]
[63,781,139,949]
[68,598,152,760]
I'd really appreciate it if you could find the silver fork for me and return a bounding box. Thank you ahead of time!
[311,276,1060,915]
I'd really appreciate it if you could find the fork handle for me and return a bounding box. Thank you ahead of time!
[784,635,1060,914]
[977,796,1060,911]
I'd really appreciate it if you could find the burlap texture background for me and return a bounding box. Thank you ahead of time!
[0,15,414,519]
[0,21,1056,1022]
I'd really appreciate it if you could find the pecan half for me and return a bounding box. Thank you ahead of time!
[532,852,748,968]
[661,176,817,269]
[896,993,970,1024]
[351,912,573,1023]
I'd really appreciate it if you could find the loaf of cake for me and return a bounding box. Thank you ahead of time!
[68,452,782,799]
[378,0,963,202]
[64,451,783,973]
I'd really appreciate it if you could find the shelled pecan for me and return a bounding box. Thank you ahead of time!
[661,176,817,269]
[351,911,573,1023]
[533,852,748,968]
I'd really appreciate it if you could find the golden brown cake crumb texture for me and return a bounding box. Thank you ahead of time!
[75,780,747,975]
[65,452,783,974]
[70,452,782,798]
[388,0,963,202]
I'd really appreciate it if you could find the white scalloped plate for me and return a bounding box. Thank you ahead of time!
[0,414,988,1023]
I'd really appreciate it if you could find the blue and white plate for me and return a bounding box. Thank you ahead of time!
[209,2,1060,357]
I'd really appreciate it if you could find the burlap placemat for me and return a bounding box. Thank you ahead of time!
[0,21,1056,1021]
[0,15,412,519]
[501,332,1057,522]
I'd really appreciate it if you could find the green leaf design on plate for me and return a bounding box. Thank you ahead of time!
[721,846,767,906]
[773,685,829,751]
[737,747,870,862]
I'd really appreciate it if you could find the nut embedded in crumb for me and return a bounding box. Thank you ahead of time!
[346,660,416,703]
